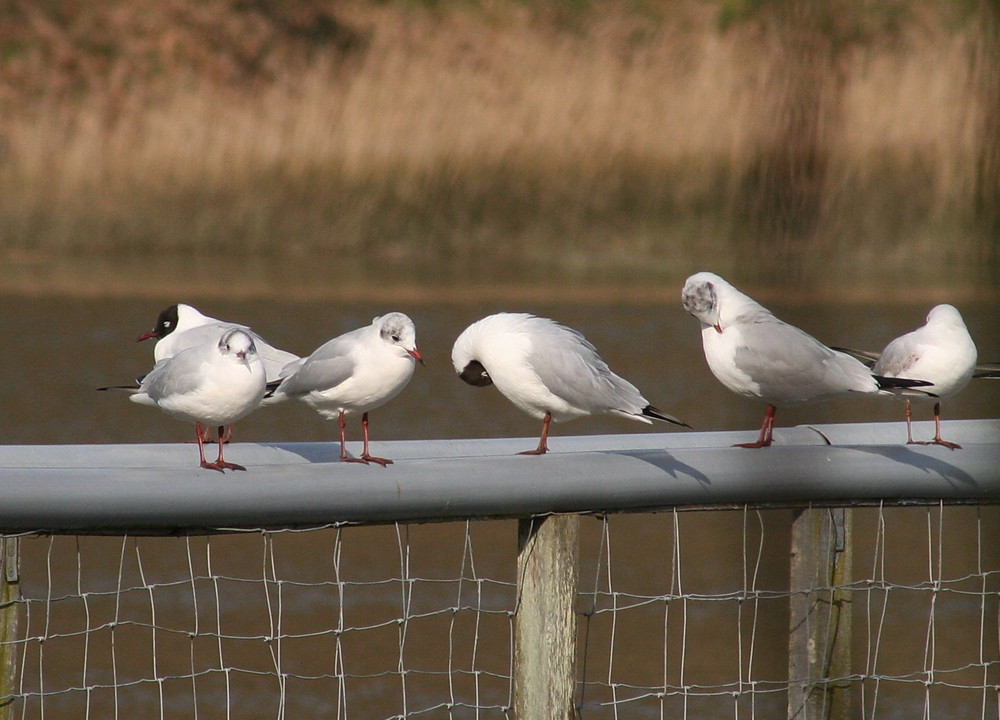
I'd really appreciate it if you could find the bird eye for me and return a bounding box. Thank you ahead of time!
[392,335,400,342]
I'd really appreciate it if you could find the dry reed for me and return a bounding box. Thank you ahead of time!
[0,1,996,292]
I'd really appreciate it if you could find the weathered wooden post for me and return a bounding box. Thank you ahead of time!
[513,514,580,720]
[788,507,853,720]
[0,537,20,720]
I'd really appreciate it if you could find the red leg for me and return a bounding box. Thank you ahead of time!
[929,402,961,450]
[196,422,224,473]
[213,425,247,471]
[910,402,961,449]
[338,410,369,464]
[734,405,776,448]
[520,412,552,455]
[903,400,916,444]
[764,409,775,446]
[359,412,393,467]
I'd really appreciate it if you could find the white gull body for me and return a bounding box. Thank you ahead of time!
[451,312,688,454]
[130,328,266,471]
[269,313,422,466]
[871,304,977,448]
[680,271,926,447]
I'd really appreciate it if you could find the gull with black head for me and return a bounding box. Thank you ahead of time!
[137,303,298,386]
[102,328,267,472]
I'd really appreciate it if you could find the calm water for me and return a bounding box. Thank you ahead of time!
[3,292,999,447]
[2,290,999,719]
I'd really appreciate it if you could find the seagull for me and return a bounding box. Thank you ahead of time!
[839,351,998,380]
[451,313,689,455]
[102,328,267,472]
[137,303,299,385]
[267,313,423,467]
[837,304,977,449]
[680,272,931,448]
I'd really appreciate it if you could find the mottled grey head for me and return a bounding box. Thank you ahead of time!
[375,312,423,363]
[681,273,721,327]
[219,328,257,367]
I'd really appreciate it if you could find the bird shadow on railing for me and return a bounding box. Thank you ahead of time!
[610,449,712,485]
[847,445,978,488]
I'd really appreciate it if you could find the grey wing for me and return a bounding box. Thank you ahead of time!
[735,321,872,402]
[871,334,920,377]
[173,323,297,382]
[528,328,645,412]
[276,336,358,396]
[278,357,307,379]
[829,346,880,368]
[140,353,207,403]
[170,323,238,354]
[257,344,300,383]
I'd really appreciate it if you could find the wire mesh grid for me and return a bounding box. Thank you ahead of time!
[2,521,518,719]
[1,504,998,719]
[576,504,1000,719]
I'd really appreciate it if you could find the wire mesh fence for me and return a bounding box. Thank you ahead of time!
[576,504,1000,719]
[2,503,998,720]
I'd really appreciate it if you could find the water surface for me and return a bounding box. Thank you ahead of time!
[2,289,998,719]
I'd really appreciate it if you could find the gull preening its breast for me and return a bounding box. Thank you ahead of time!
[681,272,931,448]
[451,312,689,455]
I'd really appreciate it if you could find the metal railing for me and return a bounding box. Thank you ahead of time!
[1,419,998,719]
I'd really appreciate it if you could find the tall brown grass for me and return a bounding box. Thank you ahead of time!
[0,1,996,293]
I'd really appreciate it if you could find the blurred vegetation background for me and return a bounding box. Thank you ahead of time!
[0,0,997,298]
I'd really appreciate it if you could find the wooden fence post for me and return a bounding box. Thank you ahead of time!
[788,507,853,720]
[0,537,20,720]
[514,515,580,720]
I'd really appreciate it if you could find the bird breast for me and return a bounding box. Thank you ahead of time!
[878,335,976,399]
[157,359,265,425]
[699,324,762,400]
[304,353,416,416]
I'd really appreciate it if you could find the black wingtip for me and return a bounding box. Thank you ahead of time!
[263,379,282,399]
[874,375,937,396]
[642,405,692,429]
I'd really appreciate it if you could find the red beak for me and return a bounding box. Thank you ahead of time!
[136,330,158,342]
[409,348,425,365]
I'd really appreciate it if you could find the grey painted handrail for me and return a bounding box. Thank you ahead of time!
[0,420,997,534]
